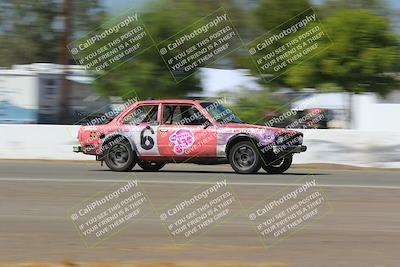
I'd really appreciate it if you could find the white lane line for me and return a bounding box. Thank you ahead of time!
[0,177,400,190]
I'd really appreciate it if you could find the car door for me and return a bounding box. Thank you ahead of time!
[121,104,160,156]
[158,104,217,159]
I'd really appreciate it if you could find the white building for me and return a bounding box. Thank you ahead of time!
[0,63,109,124]
[291,92,400,130]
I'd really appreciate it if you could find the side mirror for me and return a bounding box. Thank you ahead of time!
[203,121,211,129]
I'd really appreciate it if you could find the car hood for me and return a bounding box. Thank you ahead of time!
[217,123,303,146]
[218,123,302,135]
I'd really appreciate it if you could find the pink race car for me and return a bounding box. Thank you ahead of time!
[74,99,306,174]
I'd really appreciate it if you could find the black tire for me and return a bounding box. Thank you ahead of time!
[138,161,166,171]
[228,141,262,174]
[104,139,136,172]
[262,155,293,174]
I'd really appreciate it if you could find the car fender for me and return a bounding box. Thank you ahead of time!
[221,133,261,156]
[101,131,138,154]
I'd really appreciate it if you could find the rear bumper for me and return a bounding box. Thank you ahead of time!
[73,146,82,153]
[272,145,307,154]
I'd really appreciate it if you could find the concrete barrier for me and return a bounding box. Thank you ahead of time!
[0,125,87,160]
[293,129,400,168]
[1,125,399,167]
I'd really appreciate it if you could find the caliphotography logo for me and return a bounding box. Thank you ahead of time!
[68,179,151,247]
[156,177,244,245]
[68,9,154,78]
[247,177,332,248]
[246,7,333,83]
[156,7,242,82]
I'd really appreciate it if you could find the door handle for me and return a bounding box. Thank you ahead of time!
[160,129,168,132]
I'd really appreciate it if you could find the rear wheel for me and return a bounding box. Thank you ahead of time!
[262,155,293,174]
[138,161,166,171]
[228,141,262,174]
[104,139,136,172]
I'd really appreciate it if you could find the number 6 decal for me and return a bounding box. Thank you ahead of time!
[140,126,155,150]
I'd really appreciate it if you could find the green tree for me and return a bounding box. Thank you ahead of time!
[285,9,400,95]
[227,90,287,125]
[255,0,311,32]
[95,0,245,99]
[0,0,105,66]
[320,0,390,18]
[239,0,312,88]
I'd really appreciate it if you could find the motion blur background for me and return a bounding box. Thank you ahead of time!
[0,0,399,127]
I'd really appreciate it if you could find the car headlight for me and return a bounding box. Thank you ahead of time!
[297,135,303,144]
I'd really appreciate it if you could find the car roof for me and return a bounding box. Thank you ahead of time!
[136,99,210,105]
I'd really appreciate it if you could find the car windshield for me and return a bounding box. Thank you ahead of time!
[200,102,242,124]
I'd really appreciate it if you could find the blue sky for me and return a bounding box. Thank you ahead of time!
[102,0,147,14]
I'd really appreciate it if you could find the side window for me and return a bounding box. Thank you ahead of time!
[163,105,209,125]
[122,105,159,125]
[162,105,176,125]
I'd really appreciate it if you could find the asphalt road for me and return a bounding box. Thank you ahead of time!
[0,160,399,267]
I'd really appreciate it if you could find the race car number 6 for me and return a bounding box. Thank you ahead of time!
[140,127,155,150]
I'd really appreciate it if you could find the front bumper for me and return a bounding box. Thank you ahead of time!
[272,145,307,154]
[73,146,82,153]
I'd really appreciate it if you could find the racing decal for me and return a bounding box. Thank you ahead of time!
[140,127,155,150]
[169,129,195,155]
[127,125,160,156]
[89,132,97,139]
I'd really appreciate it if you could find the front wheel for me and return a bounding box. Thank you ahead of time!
[138,161,166,171]
[104,139,137,172]
[262,155,293,174]
[228,141,262,174]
